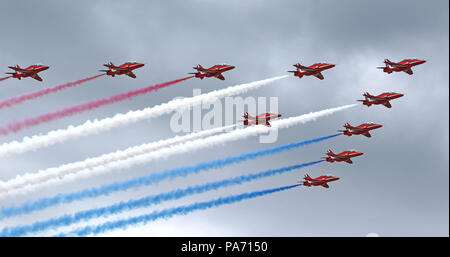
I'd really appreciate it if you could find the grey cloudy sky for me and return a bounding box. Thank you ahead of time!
[0,0,448,236]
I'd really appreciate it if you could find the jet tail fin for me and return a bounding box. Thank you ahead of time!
[243,112,253,120]
[293,63,305,69]
[103,62,115,68]
[363,92,373,99]
[327,149,335,156]
[193,64,204,71]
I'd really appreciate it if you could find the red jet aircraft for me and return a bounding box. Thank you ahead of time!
[324,149,363,164]
[288,62,335,80]
[242,112,282,127]
[358,92,404,108]
[100,62,145,78]
[377,58,426,75]
[6,64,49,82]
[189,64,235,80]
[299,173,340,188]
[339,122,383,138]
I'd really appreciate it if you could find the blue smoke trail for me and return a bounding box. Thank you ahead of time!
[1,160,321,236]
[0,133,340,219]
[58,184,301,237]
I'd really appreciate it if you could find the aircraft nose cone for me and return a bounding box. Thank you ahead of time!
[278,114,282,117]
[42,66,50,70]
[329,64,336,68]
[375,124,383,128]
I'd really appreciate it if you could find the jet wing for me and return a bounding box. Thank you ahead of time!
[313,72,324,80]
[369,96,387,101]
[403,68,413,75]
[201,69,216,75]
[321,183,329,188]
[114,67,132,71]
[216,74,225,80]
[351,128,366,133]
[126,71,137,78]
[31,74,43,81]
[388,62,409,68]
[362,131,372,138]
[298,66,315,72]
[345,159,353,164]
[382,101,392,108]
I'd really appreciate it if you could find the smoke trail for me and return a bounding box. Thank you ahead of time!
[0,76,193,135]
[0,75,288,157]
[0,104,354,195]
[0,133,337,219]
[0,76,11,82]
[0,74,104,109]
[0,124,237,195]
[1,161,318,236]
[59,184,300,237]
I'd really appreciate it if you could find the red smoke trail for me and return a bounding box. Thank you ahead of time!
[0,74,104,110]
[0,76,11,82]
[0,76,193,135]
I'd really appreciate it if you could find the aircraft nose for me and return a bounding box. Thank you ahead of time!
[278,114,282,117]
[329,64,336,68]
[42,66,50,70]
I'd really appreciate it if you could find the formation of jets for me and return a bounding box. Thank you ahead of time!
[2,57,425,82]
[1,58,425,190]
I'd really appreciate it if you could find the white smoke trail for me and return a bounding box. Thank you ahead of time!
[0,104,356,197]
[0,124,236,195]
[0,75,288,158]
